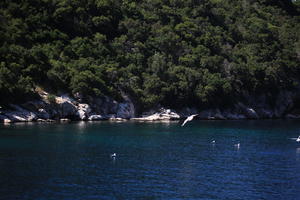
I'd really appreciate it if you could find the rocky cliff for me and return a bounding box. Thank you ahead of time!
[0,89,300,123]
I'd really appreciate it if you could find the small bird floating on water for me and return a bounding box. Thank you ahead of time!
[211,140,216,144]
[234,143,240,148]
[110,153,117,158]
[181,114,198,127]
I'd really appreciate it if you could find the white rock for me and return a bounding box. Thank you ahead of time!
[77,104,91,120]
[60,118,70,122]
[132,108,180,121]
[88,115,105,121]
[77,110,86,120]
[4,118,12,123]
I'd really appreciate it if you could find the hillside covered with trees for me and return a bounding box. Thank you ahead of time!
[1,0,300,111]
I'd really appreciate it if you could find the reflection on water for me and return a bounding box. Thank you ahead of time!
[76,121,87,134]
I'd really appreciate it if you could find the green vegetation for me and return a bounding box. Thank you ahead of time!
[0,0,299,110]
[46,94,56,104]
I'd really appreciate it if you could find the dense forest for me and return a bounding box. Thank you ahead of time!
[0,0,299,111]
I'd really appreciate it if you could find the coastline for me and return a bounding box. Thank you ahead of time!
[1,89,300,124]
[1,101,300,124]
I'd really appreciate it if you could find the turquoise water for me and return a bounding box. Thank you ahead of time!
[0,120,300,200]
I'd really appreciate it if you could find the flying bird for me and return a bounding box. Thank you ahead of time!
[290,136,300,142]
[181,114,198,127]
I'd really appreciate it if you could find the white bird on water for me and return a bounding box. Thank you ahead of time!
[110,153,117,158]
[234,143,240,148]
[211,140,216,144]
[181,114,198,127]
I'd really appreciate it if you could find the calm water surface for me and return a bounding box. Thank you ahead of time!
[0,120,300,200]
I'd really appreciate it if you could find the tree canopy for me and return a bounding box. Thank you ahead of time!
[0,0,299,110]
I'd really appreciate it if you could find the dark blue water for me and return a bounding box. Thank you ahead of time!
[0,120,300,200]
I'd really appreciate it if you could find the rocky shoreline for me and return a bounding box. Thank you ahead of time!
[1,90,300,124]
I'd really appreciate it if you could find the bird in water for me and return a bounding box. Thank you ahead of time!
[211,140,216,144]
[234,143,240,148]
[181,114,198,127]
[110,153,117,158]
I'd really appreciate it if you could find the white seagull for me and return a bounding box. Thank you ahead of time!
[211,140,216,144]
[234,143,240,148]
[110,153,117,158]
[181,114,198,127]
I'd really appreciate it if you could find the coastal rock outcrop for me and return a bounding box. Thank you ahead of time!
[117,91,135,119]
[0,115,11,123]
[88,115,105,121]
[1,88,300,123]
[244,108,259,119]
[116,102,134,119]
[89,96,119,116]
[223,112,246,120]
[37,108,50,119]
[274,91,294,117]
[56,96,78,118]
[198,109,217,119]
[285,114,300,119]
[132,108,180,121]
[3,105,37,122]
[234,103,259,119]
[77,104,91,120]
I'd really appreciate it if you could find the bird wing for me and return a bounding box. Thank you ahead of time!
[181,118,189,126]
[181,114,198,126]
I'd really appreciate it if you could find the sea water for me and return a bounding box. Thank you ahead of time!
[0,120,300,200]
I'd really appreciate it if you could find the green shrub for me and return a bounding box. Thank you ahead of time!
[47,94,56,104]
